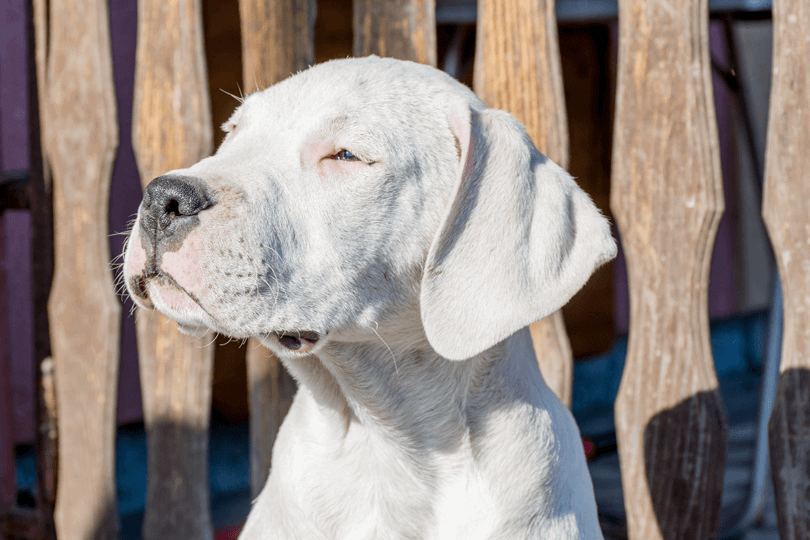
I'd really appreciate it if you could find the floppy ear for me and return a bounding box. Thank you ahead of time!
[420,106,617,361]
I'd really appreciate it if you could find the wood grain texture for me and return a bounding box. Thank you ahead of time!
[763,1,810,537]
[135,311,214,540]
[610,1,727,539]
[474,0,573,407]
[238,0,314,497]
[239,0,315,93]
[132,0,215,537]
[43,0,120,536]
[353,0,436,66]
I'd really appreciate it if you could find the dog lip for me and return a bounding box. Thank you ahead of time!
[131,275,149,299]
[275,331,320,352]
[129,275,155,309]
[135,270,216,322]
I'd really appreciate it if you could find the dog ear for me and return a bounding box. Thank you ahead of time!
[420,106,616,360]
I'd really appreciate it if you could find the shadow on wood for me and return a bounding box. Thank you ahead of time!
[643,390,727,540]
[246,346,297,496]
[142,417,215,540]
[86,499,119,540]
[768,367,810,539]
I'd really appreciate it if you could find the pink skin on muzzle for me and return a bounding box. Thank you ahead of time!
[127,223,208,314]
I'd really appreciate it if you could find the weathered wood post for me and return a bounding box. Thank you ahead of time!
[353,0,436,66]
[763,1,810,537]
[132,0,215,537]
[610,1,728,539]
[44,0,121,537]
[475,0,574,407]
[237,0,316,498]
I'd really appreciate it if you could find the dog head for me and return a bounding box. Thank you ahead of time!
[123,56,616,361]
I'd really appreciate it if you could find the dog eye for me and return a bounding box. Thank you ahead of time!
[329,150,358,162]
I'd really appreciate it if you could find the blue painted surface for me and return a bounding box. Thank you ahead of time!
[114,418,252,533]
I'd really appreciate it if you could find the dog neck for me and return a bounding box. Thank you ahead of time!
[280,333,512,454]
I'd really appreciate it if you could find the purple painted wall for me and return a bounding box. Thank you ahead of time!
[709,19,739,320]
[1,0,35,445]
[0,218,16,504]
[0,0,29,171]
[109,0,145,426]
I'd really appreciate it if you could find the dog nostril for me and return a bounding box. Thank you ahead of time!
[165,198,180,217]
[141,175,212,235]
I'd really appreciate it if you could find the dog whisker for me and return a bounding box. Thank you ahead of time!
[220,88,244,104]
[370,321,398,375]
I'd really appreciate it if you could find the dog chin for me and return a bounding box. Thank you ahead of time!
[153,304,210,333]
[176,322,211,337]
[147,286,211,331]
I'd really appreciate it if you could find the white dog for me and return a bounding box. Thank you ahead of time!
[124,56,615,539]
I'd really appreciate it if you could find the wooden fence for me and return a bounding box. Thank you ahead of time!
[1,0,808,539]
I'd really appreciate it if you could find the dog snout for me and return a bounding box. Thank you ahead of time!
[140,175,212,238]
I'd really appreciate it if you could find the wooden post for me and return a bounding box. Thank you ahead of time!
[237,0,315,497]
[132,0,215,538]
[353,0,436,67]
[239,0,315,93]
[763,1,810,537]
[44,0,121,536]
[610,1,727,539]
[474,0,574,407]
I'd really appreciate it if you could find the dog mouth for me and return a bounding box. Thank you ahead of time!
[130,275,155,309]
[132,272,322,352]
[129,272,209,316]
[273,330,320,353]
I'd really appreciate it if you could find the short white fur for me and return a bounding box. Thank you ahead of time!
[123,56,616,540]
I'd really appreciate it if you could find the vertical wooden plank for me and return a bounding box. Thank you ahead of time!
[610,1,727,539]
[353,0,436,67]
[237,0,314,498]
[239,0,314,93]
[132,0,215,537]
[763,1,810,538]
[474,0,574,407]
[44,0,120,536]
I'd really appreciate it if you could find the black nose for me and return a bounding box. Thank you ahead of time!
[140,175,212,237]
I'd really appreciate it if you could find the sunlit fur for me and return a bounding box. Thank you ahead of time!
[123,57,616,539]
